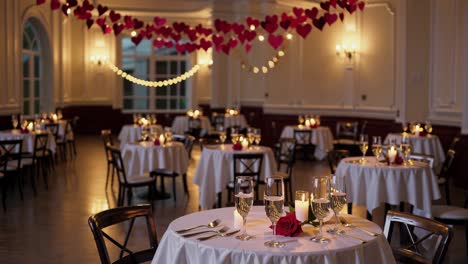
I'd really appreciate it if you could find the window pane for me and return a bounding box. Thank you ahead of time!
[23,54,29,77]
[136,39,151,55]
[180,81,186,96]
[156,99,167,109]
[122,57,135,71]
[32,39,40,51]
[122,38,135,55]
[156,61,167,75]
[23,80,30,98]
[135,58,148,76]
[23,100,30,115]
[34,80,40,97]
[156,86,167,96]
[123,99,133,110]
[124,98,149,110]
[123,79,133,96]
[169,99,177,109]
[180,61,186,73]
[34,56,40,77]
[34,100,40,114]
[23,35,31,49]
[170,85,177,96]
[179,98,187,109]
[170,61,177,73]
[133,85,149,97]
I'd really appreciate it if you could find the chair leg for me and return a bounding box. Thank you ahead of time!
[1,181,6,212]
[172,178,177,202]
[126,188,132,206]
[105,163,110,189]
[29,165,37,196]
[41,161,48,190]
[445,183,451,205]
[17,173,24,201]
[217,192,222,208]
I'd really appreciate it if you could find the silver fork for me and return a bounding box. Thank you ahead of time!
[182,226,229,238]
[175,219,221,234]
[331,230,367,244]
[197,229,240,241]
[340,218,378,237]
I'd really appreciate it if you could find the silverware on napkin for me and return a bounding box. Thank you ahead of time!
[182,226,229,238]
[197,229,240,241]
[340,218,378,237]
[175,219,221,234]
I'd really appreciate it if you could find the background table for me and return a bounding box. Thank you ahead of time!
[0,130,56,153]
[152,206,395,264]
[118,124,163,147]
[121,141,188,176]
[384,133,445,173]
[40,120,74,141]
[280,126,334,160]
[224,114,247,128]
[194,145,277,209]
[171,116,211,135]
[335,157,441,218]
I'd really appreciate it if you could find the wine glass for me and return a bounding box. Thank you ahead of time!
[219,131,227,144]
[254,129,261,146]
[311,176,331,243]
[298,115,305,125]
[57,109,63,120]
[402,122,408,134]
[264,176,285,248]
[141,128,149,141]
[424,120,432,135]
[11,115,18,129]
[133,114,138,125]
[359,134,369,163]
[234,176,254,241]
[328,175,347,234]
[231,128,239,144]
[371,136,382,160]
[164,127,173,143]
[400,135,411,165]
[247,128,255,147]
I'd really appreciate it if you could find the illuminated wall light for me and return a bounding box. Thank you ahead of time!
[286,33,293,40]
[268,61,275,68]
[336,42,357,62]
[278,50,285,57]
[258,35,265,42]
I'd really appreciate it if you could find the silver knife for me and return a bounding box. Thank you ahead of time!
[197,230,240,241]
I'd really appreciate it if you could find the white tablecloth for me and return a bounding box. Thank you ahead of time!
[171,116,212,135]
[384,133,445,173]
[194,145,277,209]
[335,157,441,218]
[121,141,188,176]
[0,130,56,153]
[224,114,248,128]
[152,206,395,264]
[280,126,334,160]
[118,124,163,147]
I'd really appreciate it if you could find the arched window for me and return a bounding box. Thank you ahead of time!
[22,20,41,116]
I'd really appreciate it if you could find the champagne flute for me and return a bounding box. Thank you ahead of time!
[235,176,254,241]
[247,128,255,147]
[298,115,305,125]
[402,122,408,134]
[219,131,227,144]
[311,176,331,243]
[424,120,432,135]
[264,176,285,248]
[254,129,261,146]
[371,136,382,161]
[400,135,411,165]
[11,115,18,129]
[359,134,369,163]
[328,175,347,234]
[231,128,239,144]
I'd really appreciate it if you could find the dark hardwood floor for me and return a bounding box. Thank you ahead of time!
[0,135,466,263]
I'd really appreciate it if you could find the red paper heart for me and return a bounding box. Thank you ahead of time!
[293,7,304,17]
[268,34,283,49]
[320,1,330,12]
[199,38,212,51]
[109,10,121,23]
[203,28,212,36]
[171,33,181,43]
[164,41,173,48]
[133,19,144,30]
[296,15,307,23]
[86,19,94,29]
[280,19,291,30]
[153,16,166,27]
[338,0,346,8]
[124,16,134,29]
[113,23,124,36]
[330,0,337,8]
[346,4,357,14]
[173,22,186,33]
[50,0,60,10]
[313,17,326,31]
[246,17,260,29]
[221,44,231,55]
[245,43,252,53]
[159,26,172,37]
[212,35,224,46]
[74,7,92,20]
[185,28,198,42]
[37,0,46,5]
[237,32,246,44]
[228,38,238,49]
[339,12,344,21]
[232,23,245,35]
[222,22,232,34]
[324,13,338,25]
[101,24,111,34]
[61,4,70,16]
[296,23,312,38]
[152,38,165,49]
[244,30,257,42]
[358,1,365,11]
[185,43,197,53]
[97,4,108,16]
[131,34,143,46]
[261,20,278,34]
[96,18,106,27]
[82,0,94,11]
[175,43,186,53]
[67,0,77,7]
[305,7,319,20]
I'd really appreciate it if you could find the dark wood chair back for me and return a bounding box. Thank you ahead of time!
[293,129,312,145]
[108,146,130,186]
[44,123,60,139]
[233,153,264,181]
[327,149,350,174]
[211,114,225,131]
[187,117,202,138]
[383,210,453,264]
[439,149,455,180]
[276,138,296,177]
[336,121,359,141]
[0,139,23,174]
[88,204,158,264]
[32,133,49,159]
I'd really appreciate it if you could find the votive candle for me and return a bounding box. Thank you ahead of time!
[295,191,309,222]
[388,146,397,164]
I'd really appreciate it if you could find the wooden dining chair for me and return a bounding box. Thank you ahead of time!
[383,210,453,264]
[88,204,158,264]
[44,123,66,161]
[438,149,456,205]
[101,130,116,189]
[226,153,264,205]
[21,132,50,193]
[186,117,202,139]
[108,146,157,207]
[327,149,350,174]
[335,121,359,143]
[293,129,315,160]
[0,139,23,211]
[275,138,296,202]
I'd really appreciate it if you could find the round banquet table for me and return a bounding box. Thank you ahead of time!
[280,126,334,160]
[171,116,212,136]
[151,206,395,264]
[118,124,163,147]
[194,144,277,210]
[384,133,445,173]
[0,129,56,153]
[335,157,441,218]
[121,141,188,177]
[224,114,247,128]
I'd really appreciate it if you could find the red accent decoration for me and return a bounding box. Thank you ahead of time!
[67,0,78,7]
[246,17,260,29]
[313,17,326,31]
[109,10,121,23]
[82,0,94,11]
[97,4,108,16]
[153,16,167,27]
[20,129,30,134]
[324,13,338,25]
[268,34,283,50]
[232,142,243,151]
[153,139,161,146]
[153,38,165,49]
[37,0,46,5]
[131,34,143,46]
[245,43,252,53]
[305,8,319,20]
[320,1,331,12]
[293,7,304,17]
[296,23,312,38]
[199,38,212,51]
[358,1,366,11]
[339,12,344,22]
[50,0,60,10]
[86,19,94,29]
[113,23,124,36]
[271,212,303,237]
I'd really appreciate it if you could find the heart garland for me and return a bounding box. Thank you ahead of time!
[38,0,365,53]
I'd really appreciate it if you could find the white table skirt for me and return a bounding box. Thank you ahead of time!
[194,145,277,209]
[280,126,334,160]
[335,157,441,218]
[118,124,163,147]
[171,116,212,135]
[224,114,248,128]
[384,133,445,173]
[0,130,56,153]
[121,141,188,176]
[152,206,395,264]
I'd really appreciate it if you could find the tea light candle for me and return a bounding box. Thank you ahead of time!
[414,124,420,137]
[27,122,34,132]
[241,138,249,149]
[310,118,316,127]
[52,114,58,122]
[229,109,235,116]
[388,146,397,164]
[305,119,310,127]
[233,210,243,229]
[159,134,165,145]
[295,191,309,222]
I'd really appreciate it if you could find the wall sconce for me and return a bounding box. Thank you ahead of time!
[336,43,357,63]
[90,55,108,65]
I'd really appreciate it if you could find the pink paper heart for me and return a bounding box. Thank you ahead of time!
[280,19,291,30]
[133,19,144,30]
[171,33,181,43]
[244,30,256,42]
[124,16,134,29]
[268,34,283,50]
[228,38,238,49]
[101,24,111,34]
[296,23,312,38]
[221,44,231,55]
[82,0,94,11]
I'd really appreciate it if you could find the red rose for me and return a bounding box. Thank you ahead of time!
[20,128,29,134]
[395,155,404,165]
[153,138,160,146]
[232,142,242,150]
[419,131,427,137]
[270,212,303,237]
[310,124,319,129]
